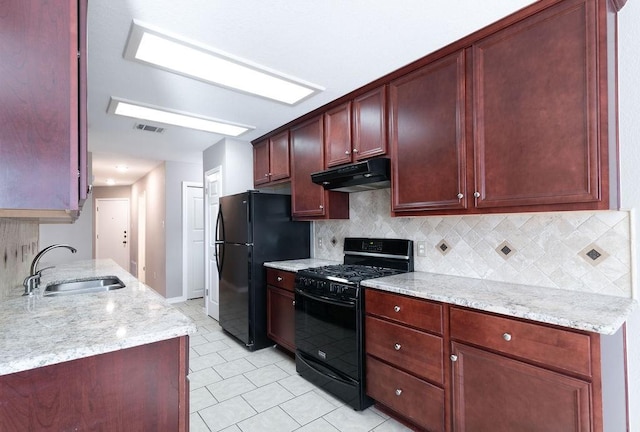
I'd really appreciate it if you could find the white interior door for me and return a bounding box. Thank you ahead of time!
[96,198,130,270]
[138,191,146,283]
[184,183,204,299]
[204,167,222,320]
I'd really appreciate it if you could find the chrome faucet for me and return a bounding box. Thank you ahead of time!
[23,244,77,296]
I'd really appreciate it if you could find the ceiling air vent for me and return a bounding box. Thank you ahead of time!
[134,123,165,133]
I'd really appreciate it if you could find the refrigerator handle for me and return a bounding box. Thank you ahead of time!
[215,206,224,276]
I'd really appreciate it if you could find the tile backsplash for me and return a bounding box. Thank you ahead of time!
[314,189,633,298]
[0,218,38,299]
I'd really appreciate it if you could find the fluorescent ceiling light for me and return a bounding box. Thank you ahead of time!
[124,21,323,105]
[107,97,253,136]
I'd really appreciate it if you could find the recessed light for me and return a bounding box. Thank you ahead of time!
[106,178,116,186]
[123,20,323,105]
[107,97,253,136]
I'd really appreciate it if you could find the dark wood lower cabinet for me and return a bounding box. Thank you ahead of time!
[451,342,592,432]
[267,285,296,352]
[367,356,445,432]
[0,336,189,431]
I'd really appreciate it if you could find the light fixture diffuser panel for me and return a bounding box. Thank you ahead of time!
[107,97,254,137]
[123,20,323,105]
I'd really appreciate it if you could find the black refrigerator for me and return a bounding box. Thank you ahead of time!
[216,190,311,351]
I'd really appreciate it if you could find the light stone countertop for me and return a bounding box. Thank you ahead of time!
[264,258,340,272]
[361,271,637,335]
[0,259,196,376]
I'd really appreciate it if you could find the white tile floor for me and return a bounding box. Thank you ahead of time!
[174,299,414,432]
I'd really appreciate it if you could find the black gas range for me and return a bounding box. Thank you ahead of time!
[294,237,414,410]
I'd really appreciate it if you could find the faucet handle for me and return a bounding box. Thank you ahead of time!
[23,274,41,296]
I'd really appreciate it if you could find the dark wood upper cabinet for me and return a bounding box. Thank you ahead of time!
[0,0,88,219]
[255,0,618,217]
[253,131,291,186]
[253,139,271,185]
[324,88,388,168]
[473,0,605,209]
[390,50,467,213]
[290,116,349,220]
[324,102,353,168]
[352,86,388,161]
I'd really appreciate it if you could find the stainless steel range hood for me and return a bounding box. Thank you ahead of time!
[310,158,391,192]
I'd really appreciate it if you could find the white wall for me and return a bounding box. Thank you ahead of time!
[165,160,203,300]
[203,138,253,196]
[38,194,94,266]
[618,2,640,428]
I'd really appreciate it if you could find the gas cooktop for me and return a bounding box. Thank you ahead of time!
[297,264,404,284]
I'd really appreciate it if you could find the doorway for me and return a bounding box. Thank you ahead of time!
[204,166,222,320]
[95,198,130,270]
[183,182,204,299]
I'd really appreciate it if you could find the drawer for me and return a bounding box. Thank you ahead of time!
[266,268,296,291]
[365,289,443,334]
[365,316,444,385]
[366,355,445,432]
[450,307,592,377]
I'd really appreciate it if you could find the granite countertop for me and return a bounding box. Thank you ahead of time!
[0,259,196,376]
[362,271,637,335]
[264,258,340,272]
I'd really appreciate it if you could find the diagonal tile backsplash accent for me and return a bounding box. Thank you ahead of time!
[314,189,633,298]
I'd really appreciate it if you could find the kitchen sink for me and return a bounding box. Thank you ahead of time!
[43,276,125,296]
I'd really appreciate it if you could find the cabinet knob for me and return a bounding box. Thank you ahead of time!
[474,191,480,198]
[277,276,283,282]
[450,354,458,362]
[292,300,296,306]
[457,193,464,199]
[353,148,358,153]
[393,305,401,313]
[502,332,512,342]
[395,389,402,396]
[319,205,324,209]
[264,173,269,177]
[394,343,401,351]
[345,150,350,155]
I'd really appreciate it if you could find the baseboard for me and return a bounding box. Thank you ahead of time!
[166,295,187,304]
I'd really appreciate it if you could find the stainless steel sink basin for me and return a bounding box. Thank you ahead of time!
[43,276,125,296]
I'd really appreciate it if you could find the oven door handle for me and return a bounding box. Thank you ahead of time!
[294,288,356,309]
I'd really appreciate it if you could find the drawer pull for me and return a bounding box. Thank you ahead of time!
[395,389,402,396]
[393,305,401,313]
[277,276,283,282]
[450,354,458,362]
[292,300,295,306]
[502,332,512,342]
[394,343,401,351]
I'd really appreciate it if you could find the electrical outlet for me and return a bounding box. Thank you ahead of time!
[417,241,427,257]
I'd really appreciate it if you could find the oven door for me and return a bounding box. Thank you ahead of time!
[294,287,360,380]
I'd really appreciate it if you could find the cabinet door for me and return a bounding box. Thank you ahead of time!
[473,0,601,208]
[291,116,326,217]
[353,86,387,161]
[324,102,352,167]
[267,286,295,352]
[390,50,467,213]
[269,131,290,182]
[253,139,270,185]
[0,0,82,212]
[451,342,592,432]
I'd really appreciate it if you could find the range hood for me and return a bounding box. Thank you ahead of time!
[311,158,391,193]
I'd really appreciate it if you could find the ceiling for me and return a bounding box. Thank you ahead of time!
[87,0,538,186]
